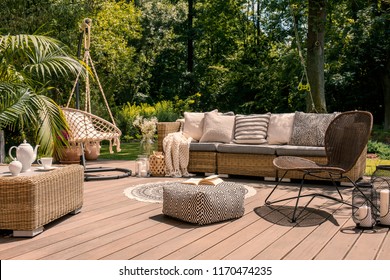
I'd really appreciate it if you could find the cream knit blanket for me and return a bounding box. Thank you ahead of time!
[163,132,192,177]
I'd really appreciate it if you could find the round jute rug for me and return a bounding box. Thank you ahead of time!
[123,181,256,203]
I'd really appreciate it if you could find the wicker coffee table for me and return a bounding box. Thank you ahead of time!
[0,164,84,237]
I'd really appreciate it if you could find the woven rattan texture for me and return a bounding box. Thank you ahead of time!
[187,151,217,173]
[149,153,166,177]
[0,165,84,231]
[157,122,181,152]
[277,151,367,182]
[217,153,277,177]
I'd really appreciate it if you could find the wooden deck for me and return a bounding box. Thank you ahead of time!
[1,160,389,260]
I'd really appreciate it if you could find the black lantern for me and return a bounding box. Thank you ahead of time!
[371,165,390,227]
[352,181,377,228]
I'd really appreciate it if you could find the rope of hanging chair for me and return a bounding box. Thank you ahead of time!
[64,19,120,153]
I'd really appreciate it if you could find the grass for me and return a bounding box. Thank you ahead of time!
[100,142,390,176]
[365,158,390,176]
[99,141,157,161]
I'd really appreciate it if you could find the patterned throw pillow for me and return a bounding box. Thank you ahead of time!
[199,111,235,143]
[233,113,271,144]
[289,112,337,146]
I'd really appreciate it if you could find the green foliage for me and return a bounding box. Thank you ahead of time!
[367,140,390,160]
[0,34,84,158]
[91,0,142,106]
[0,0,388,127]
[116,99,189,141]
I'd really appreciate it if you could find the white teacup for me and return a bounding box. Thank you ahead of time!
[37,157,53,169]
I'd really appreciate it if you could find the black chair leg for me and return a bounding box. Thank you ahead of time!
[265,171,311,223]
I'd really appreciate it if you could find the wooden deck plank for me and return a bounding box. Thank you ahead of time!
[1,160,389,260]
[151,198,262,260]
[313,217,361,259]
[376,230,390,260]
[344,227,388,260]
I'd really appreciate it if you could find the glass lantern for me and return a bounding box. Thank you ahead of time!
[135,155,149,177]
[371,165,390,226]
[352,181,377,228]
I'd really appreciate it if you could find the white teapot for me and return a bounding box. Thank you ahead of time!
[9,140,40,172]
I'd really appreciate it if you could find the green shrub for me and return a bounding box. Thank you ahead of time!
[116,99,191,140]
[367,140,390,159]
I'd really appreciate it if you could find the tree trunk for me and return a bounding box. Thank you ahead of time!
[383,58,390,129]
[187,0,194,73]
[306,0,327,113]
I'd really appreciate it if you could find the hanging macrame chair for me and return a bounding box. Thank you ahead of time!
[61,107,121,154]
[62,18,121,155]
[62,18,130,181]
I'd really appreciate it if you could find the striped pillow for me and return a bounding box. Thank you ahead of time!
[233,113,271,144]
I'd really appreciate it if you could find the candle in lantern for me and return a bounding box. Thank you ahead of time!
[359,205,373,228]
[136,162,143,177]
[380,189,390,226]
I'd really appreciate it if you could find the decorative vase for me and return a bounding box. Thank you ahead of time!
[58,145,82,164]
[140,137,154,156]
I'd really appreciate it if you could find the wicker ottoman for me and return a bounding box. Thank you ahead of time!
[162,182,245,225]
[0,165,84,237]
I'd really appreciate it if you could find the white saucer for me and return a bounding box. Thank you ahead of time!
[36,166,57,171]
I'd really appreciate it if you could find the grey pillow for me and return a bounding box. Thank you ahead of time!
[289,112,337,146]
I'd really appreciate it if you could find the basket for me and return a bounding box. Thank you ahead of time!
[149,151,166,177]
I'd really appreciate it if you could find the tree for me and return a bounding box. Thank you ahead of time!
[90,0,142,108]
[306,0,327,112]
[0,34,84,157]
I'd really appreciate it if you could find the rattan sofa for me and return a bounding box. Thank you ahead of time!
[157,112,367,182]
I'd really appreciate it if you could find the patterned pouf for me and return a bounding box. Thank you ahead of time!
[162,182,245,225]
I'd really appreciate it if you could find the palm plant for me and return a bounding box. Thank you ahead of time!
[0,34,84,158]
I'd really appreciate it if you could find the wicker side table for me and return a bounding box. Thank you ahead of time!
[0,164,84,237]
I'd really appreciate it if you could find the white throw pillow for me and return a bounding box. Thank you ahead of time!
[233,113,271,144]
[199,111,235,143]
[182,110,217,141]
[267,113,295,145]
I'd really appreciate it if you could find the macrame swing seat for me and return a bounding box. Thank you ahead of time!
[61,18,131,181]
[61,107,121,155]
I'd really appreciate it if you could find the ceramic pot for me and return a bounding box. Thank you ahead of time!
[58,145,81,164]
[9,160,23,176]
[84,142,100,161]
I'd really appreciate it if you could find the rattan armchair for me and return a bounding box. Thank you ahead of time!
[265,111,373,222]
